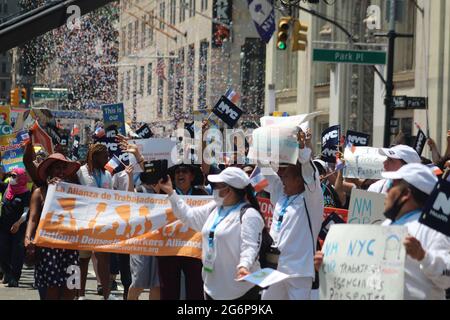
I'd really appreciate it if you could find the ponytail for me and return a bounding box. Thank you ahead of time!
[231,184,262,217]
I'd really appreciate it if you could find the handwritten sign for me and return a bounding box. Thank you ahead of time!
[319,224,407,300]
[347,189,386,225]
[237,268,293,288]
[343,147,386,180]
[130,138,177,169]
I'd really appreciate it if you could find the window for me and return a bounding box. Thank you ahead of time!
[198,41,208,108]
[141,15,147,49]
[133,68,138,95]
[140,66,145,96]
[126,71,131,101]
[170,0,176,25]
[147,63,153,95]
[186,44,195,108]
[168,53,175,114]
[119,73,124,101]
[1,63,6,74]
[134,20,139,50]
[121,27,126,54]
[179,0,186,23]
[149,10,154,44]
[157,77,164,115]
[175,48,185,111]
[201,0,208,11]
[189,0,195,17]
[160,2,166,30]
[127,23,133,54]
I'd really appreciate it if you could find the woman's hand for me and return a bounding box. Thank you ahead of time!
[297,129,306,149]
[47,177,62,185]
[158,175,174,195]
[236,267,250,280]
[404,235,426,261]
[125,165,134,177]
[24,236,34,249]
[314,251,324,272]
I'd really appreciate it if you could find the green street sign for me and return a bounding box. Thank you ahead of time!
[313,48,387,65]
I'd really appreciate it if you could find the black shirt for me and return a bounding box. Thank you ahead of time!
[0,182,31,231]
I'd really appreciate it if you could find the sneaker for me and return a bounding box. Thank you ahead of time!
[77,296,87,300]
[97,284,103,296]
[111,280,118,291]
[106,294,120,300]
[7,279,19,288]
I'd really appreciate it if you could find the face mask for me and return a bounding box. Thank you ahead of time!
[9,178,17,186]
[383,191,408,221]
[213,188,227,206]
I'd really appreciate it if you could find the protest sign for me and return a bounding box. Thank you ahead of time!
[30,121,54,154]
[319,224,407,300]
[346,130,370,147]
[419,180,450,237]
[1,130,29,172]
[321,125,340,163]
[136,124,153,139]
[347,189,386,225]
[11,107,31,131]
[413,129,427,156]
[257,197,274,229]
[34,182,210,258]
[212,96,243,128]
[0,106,13,136]
[319,208,348,243]
[95,129,130,172]
[260,111,322,128]
[247,126,299,165]
[130,138,177,168]
[46,123,64,146]
[343,147,386,180]
[102,103,126,135]
[238,268,293,288]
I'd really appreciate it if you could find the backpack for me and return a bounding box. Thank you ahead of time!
[239,204,274,269]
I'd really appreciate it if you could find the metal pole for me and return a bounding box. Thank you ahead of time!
[383,0,397,147]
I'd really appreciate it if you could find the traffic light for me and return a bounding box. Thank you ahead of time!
[10,88,19,107]
[20,88,27,105]
[277,17,292,50]
[292,19,308,52]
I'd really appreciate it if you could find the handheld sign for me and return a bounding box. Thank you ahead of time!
[419,180,450,237]
[102,103,126,135]
[212,96,243,128]
[136,124,153,139]
[321,125,340,163]
[346,130,370,147]
[319,224,407,300]
[413,129,427,156]
[343,147,386,180]
[347,189,386,225]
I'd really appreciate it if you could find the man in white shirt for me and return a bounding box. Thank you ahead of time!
[368,145,422,194]
[260,132,323,300]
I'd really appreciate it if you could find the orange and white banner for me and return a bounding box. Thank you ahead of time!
[35,183,213,259]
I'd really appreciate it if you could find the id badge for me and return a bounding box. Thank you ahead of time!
[203,246,216,273]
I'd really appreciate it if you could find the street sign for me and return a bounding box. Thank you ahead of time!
[313,48,387,65]
[392,96,427,109]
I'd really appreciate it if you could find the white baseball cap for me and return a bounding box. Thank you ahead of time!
[381,163,438,195]
[208,167,251,189]
[378,145,421,164]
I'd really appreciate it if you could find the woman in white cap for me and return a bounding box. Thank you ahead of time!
[158,167,265,300]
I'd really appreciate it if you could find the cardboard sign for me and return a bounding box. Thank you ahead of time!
[247,126,299,165]
[1,130,29,172]
[136,124,153,139]
[348,189,386,225]
[343,147,386,180]
[321,125,340,163]
[346,130,370,147]
[419,180,450,237]
[0,106,13,136]
[319,224,407,300]
[260,111,322,128]
[413,129,427,156]
[35,182,209,258]
[130,138,177,169]
[102,103,126,135]
[212,96,243,128]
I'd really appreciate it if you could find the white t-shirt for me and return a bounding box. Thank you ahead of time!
[168,193,264,300]
[77,164,113,189]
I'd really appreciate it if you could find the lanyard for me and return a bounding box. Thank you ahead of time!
[391,209,421,225]
[176,187,193,195]
[93,170,103,188]
[208,203,242,248]
[275,195,300,231]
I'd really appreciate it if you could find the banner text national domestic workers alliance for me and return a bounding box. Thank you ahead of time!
[35,183,212,259]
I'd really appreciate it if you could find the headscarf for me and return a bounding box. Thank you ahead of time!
[5,168,29,201]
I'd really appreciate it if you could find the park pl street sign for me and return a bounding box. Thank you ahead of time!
[313,48,387,65]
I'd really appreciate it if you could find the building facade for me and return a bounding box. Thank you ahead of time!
[265,0,450,157]
[118,0,265,136]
